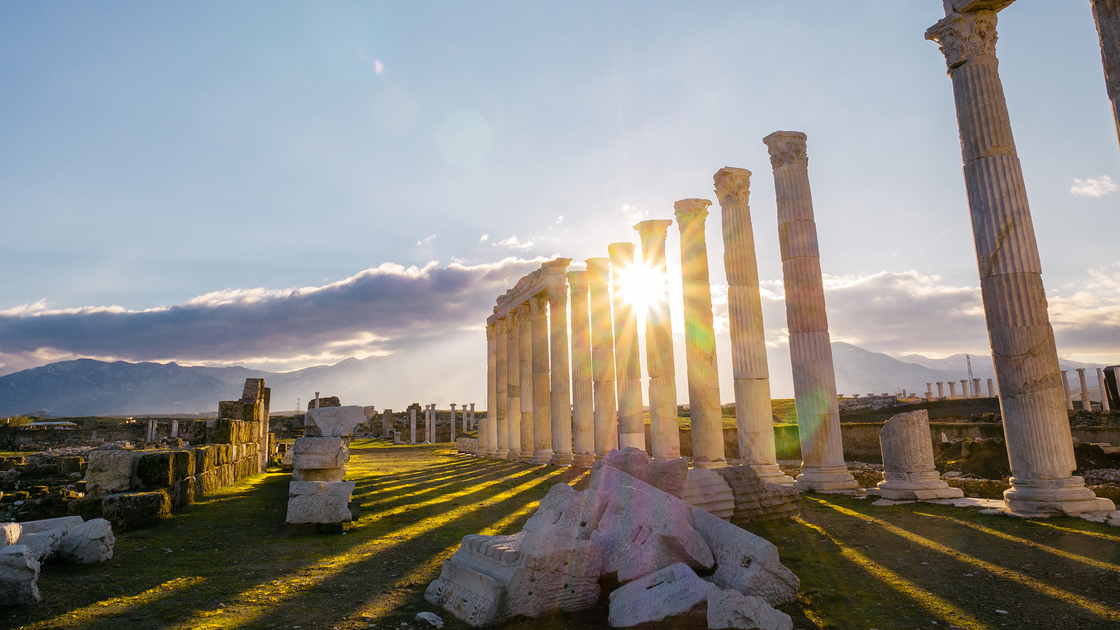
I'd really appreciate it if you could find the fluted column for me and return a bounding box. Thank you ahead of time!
[506,311,522,459]
[484,323,497,456]
[1061,371,1074,411]
[1093,0,1120,146]
[568,270,596,467]
[949,381,958,399]
[516,303,532,461]
[674,199,725,469]
[715,167,793,484]
[635,220,682,460]
[608,243,646,451]
[1099,368,1113,412]
[587,257,619,456]
[1078,368,1092,412]
[494,318,508,457]
[960,380,969,398]
[549,280,574,466]
[937,382,945,399]
[763,131,856,491]
[928,9,1112,514]
[529,294,554,464]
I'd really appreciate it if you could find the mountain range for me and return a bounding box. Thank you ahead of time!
[0,342,1108,417]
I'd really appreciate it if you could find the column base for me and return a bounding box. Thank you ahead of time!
[794,465,858,492]
[749,463,797,485]
[506,449,521,461]
[570,453,596,468]
[1004,476,1117,515]
[549,452,573,466]
[495,448,508,459]
[484,448,498,458]
[529,449,554,465]
[692,459,727,470]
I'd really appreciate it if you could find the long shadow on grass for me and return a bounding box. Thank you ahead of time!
[354,458,525,498]
[356,460,533,510]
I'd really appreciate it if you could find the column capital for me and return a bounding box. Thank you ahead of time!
[673,198,711,225]
[762,131,808,169]
[926,10,998,71]
[496,317,508,334]
[516,301,531,318]
[530,293,548,315]
[566,270,590,294]
[542,257,572,277]
[547,277,568,306]
[634,220,673,248]
[714,167,752,207]
[607,242,635,262]
[486,322,496,340]
[585,257,610,276]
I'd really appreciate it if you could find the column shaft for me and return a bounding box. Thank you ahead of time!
[484,324,497,456]
[516,303,531,460]
[927,9,1111,513]
[505,313,520,459]
[635,220,681,460]
[1062,371,1074,411]
[530,295,554,464]
[549,281,574,465]
[763,130,856,491]
[587,258,619,456]
[1078,369,1092,411]
[568,270,596,466]
[1093,0,1120,147]
[1099,368,1113,412]
[608,243,646,451]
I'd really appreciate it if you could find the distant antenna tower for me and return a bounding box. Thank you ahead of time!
[966,354,975,396]
[296,398,301,414]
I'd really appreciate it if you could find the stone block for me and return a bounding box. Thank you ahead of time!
[66,496,104,521]
[690,506,799,607]
[0,545,41,605]
[682,467,736,520]
[60,457,83,474]
[715,465,801,525]
[16,528,65,563]
[136,452,174,488]
[292,467,347,482]
[86,450,138,495]
[0,523,20,546]
[305,406,366,437]
[18,516,84,536]
[286,481,355,524]
[102,491,171,533]
[58,519,115,564]
[706,589,793,630]
[607,562,718,627]
[171,451,193,482]
[521,480,608,541]
[210,418,238,444]
[292,437,349,470]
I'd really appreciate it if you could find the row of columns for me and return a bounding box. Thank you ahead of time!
[1060,368,1111,412]
[924,378,995,400]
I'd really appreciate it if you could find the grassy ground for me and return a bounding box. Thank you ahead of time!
[9,442,1120,629]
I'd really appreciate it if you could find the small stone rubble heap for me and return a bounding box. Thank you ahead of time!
[286,406,364,532]
[425,448,798,629]
[0,515,115,605]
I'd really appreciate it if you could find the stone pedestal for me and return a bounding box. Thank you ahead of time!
[608,243,646,451]
[1100,368,1113,412]
[530,295,554,465]
[927,8,1113,515]
[568,271,597,467]
[516,303,532,461]
[877,410,963,500]
[548,274,574,466]
[587,258,619,457]
[763,130,856,492]
[1093,0,1120,147]
[635,220,682,461]
[674,199,725,470]
[715,167,793,484]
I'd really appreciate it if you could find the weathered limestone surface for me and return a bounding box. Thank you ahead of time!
[568,271,596,467]
[305,406,365,437]
[85,450,138,495]
[291,437,349,470]
[682,467,736,520]
[609,243,645,451]
[927,8,1114,515]
[292,467,347,482]
[587,257,619,456]
[58,518,115,564]
[607,563,717,627]
[715,465,801,525]
[674,199,725,469]
[514,304,530,461]
[635,220,682,460]
[1092,0,1120,145]
[0,545,40,605]
[286,481,355,524]
[18,516,84,536]
[0,523,19,547]
[715,167,793,485]
[878,410,963,500]
[763,130,856,492]
[590,447,688,499]
[707,589,794,630]
[484,324,497,456]
[530,295,554,464]
[1101,368,1113,412]
[690,506,800,606]
[1078,368,1092,411]
[16,529,65,563]
[494,317,509,458]
[548,272,574,466]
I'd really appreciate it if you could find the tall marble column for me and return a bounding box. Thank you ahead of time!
[608,243,646,451]
[715,167,792,483]
[973,378,981,398]
[763,131,856,491]
[928,8,1113,514]
[515,303,531,461]
[484,323,497,456]
[587,257,619,456]
[549,279,574,466]
[1078,368,1092,412]
[461,403,469,434]
[1093,0,1120,146]
[674,199,725,469]
[1099,368,1113,412]
[494,318,509,458]
[635,220,682,460]
[937,382,945,399]
[1061,371,1074,411]
[568,270,596,467]
[949,381,958,399]
[530,295,554,464]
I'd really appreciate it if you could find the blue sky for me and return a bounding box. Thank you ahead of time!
[1,2,1117,405]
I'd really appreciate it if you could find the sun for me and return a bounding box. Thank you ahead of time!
[614,261,666,315]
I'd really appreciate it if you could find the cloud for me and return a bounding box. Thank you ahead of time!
[479,233,489,242]
[0,258,545,376]
[1070,175,1118,197]
[493,235,535,250]
[416,234,437,247]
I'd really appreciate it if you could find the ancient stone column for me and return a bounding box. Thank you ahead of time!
[1099,368,1113,412]
[382,408,392,442]
[514,303,531,461]
[548,278,574,466]
[484,323,497,456]
[314,392,320,409]
[410,406,417,445]
[450,404,457,442]
[1078,368,1092,412]
[1093,0,1120,146]
[960,380,969,398]
[587,257,619,456]
[937,382,945,398]
[530,294,554,464]
[926,383,934,398]
[973,378,981,398]
[987,378,995,398]
[608,242,646,451]
[674,199,726,469]
[567,270,596,467]
[494,318,509,458]
[1061,371,1074,411]
[949,381,958,399]
[928,8,1113,514]
[469,403,476,431]
[171,419,179,438]
[763,131,856,491]
[635,219,682,461]
[877,410,964,500]
[714,167,791,483]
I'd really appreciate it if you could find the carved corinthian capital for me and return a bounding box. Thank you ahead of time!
[762,131,808,170]
[673,199,711,225]
[713,167,752,207]
[926,10,998,70]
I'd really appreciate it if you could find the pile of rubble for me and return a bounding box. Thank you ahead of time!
[286,406,364,533]
[0,515,115,605]
[425,448,799,629]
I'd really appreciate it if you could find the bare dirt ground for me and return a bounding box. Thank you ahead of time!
[8,441,1120,629]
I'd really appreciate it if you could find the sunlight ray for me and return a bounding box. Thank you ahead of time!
[26,577,206,630]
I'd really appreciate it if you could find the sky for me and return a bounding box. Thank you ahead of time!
[1,1,1118,408]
